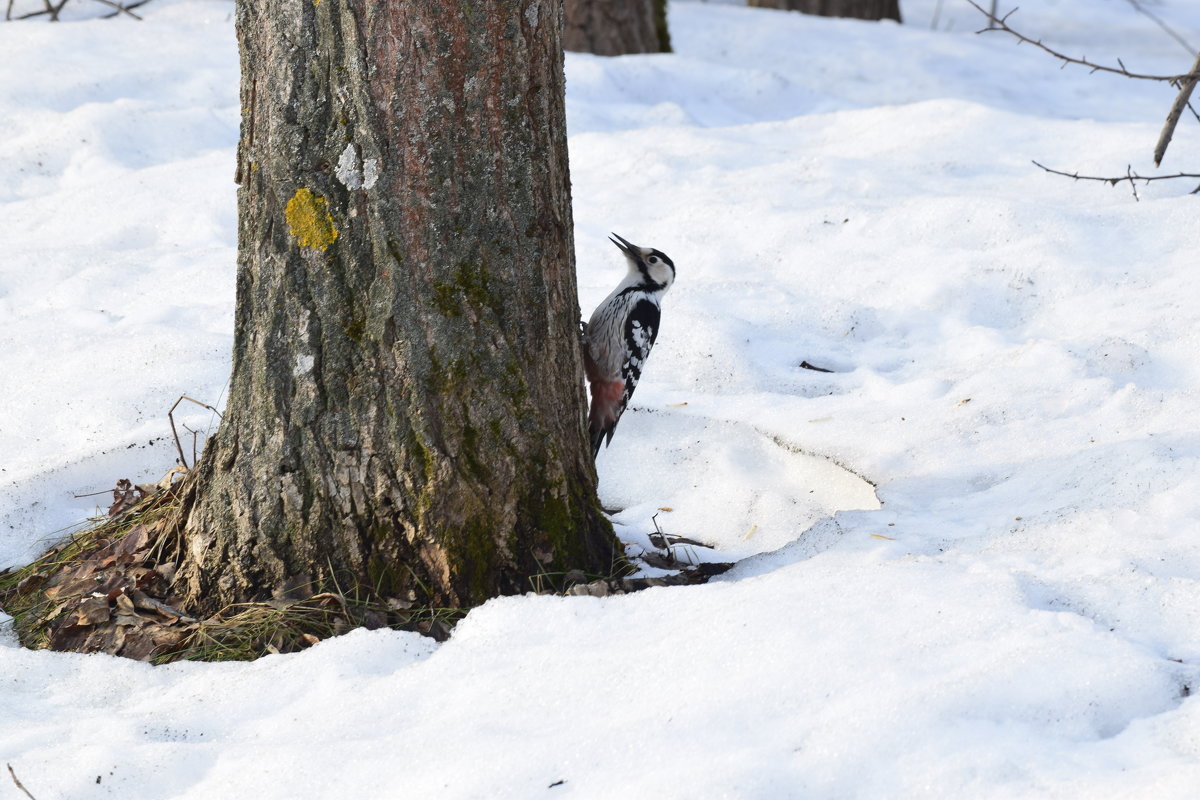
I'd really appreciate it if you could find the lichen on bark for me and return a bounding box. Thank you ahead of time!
[284,188,339,251]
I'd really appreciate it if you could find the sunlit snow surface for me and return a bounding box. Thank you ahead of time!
[4,0,1200,796]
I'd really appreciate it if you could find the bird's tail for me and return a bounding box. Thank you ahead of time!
[588,378,625,459]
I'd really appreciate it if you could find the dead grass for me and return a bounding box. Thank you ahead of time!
[0,485,465,663]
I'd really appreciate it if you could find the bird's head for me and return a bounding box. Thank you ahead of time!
[610,232,675,290]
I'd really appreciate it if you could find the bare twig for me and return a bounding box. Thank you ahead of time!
[182,423,201,467]
[968,1,1200,83]
[168,395,222,470]
[1187,99,1200,127]
[72,488,118,499]
[6,0,153,21]
[93,0,142,20]
[1155,50,1200,166]
[1032,160,1200,199]
[104,0,153,15]
[1121,0,1195,57]
[7,764,37,800]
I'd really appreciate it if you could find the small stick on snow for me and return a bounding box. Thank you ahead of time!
[7,764,37,800]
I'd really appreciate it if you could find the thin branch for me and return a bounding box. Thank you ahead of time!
[72,488,118,499]
[7,764,37,800]
[1154,50,1200,166]
[100,0,154,19]
[967,1,1200,83]
[182,423,200,466]
[93,0,142,20]
[6,0,154,21]
[1185,98,1200,127]
[168,395,222,469]
[1121,0,1196,57]
[1032,159,1200,199]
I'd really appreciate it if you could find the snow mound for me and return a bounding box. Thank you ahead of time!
[600,409,879,559]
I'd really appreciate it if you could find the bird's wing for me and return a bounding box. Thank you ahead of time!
[588,297,662,458]
[616,298,661,420]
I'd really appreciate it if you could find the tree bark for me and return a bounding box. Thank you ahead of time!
[176,0,616,616]
[563,0,671,56]
[747,0,901,23]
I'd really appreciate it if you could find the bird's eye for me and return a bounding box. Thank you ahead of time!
[648,256,659,264]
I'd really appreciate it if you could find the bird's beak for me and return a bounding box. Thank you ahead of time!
[609,232,638,258]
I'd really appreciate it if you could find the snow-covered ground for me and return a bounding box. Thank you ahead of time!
[4,0,1200,796]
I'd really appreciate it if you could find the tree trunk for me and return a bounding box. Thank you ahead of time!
[176,0,616,616]
[563,0,671,56]
[747,0,901,23]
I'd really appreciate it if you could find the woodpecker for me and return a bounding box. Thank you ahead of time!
[583,232,675,457]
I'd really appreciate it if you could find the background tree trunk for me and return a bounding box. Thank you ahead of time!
[747,0,901,23]
[564,0,671,55]
[175,0,616,616]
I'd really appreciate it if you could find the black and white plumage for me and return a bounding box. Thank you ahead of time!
[582,232,675,457]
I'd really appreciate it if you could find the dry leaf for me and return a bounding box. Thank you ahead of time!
[107,478,147,517]
[155,562,178,585]
[155,465,188,492]
[309,592,346,608]
[75,596,112,626]
[15,572,47,595]
[114,524,153,558]
[114,591,138,615]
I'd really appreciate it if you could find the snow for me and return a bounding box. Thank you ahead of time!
[4,0,1200,796]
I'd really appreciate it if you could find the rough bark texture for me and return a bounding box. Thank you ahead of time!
[564,0,671,56]
[747,0,901,23]
[177,0,616,616]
